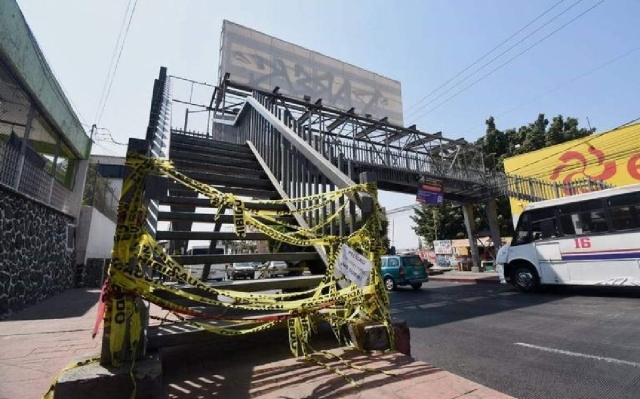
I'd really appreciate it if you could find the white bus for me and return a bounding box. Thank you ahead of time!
[497,183,640,292]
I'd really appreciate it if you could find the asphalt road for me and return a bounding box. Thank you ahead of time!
[389,281,640,399]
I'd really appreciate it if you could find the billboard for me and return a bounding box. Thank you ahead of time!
[219,20,404,126]
[433,240,453,255]
[503,122,640,221]
[416,179,443,205]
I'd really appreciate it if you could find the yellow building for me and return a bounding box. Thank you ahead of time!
[503,122,640,221]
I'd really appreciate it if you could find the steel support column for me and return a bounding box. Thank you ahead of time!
[462,204,481,272]
[485,198,502,257]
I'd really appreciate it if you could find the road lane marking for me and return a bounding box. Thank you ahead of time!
[514,343,640,368]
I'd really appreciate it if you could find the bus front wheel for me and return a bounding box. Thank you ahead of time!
[511,264,539,293]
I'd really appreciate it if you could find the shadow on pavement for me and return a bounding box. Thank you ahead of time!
[4,288,101,321]
[161,325,442,399]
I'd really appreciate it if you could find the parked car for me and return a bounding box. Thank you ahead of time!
[267,261,289,278]
[186,246,225,281]
[381,254,429,291]
[227,262,255,280]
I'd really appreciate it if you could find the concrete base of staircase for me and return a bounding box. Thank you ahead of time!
[54,354,162,399]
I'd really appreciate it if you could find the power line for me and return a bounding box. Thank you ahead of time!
[461,46,640,135]
[614,115,640,130]
[94,127,128,146]
[410,0,605,125]
[405,0,567,115]
[95,0,139,125]
[386,204,418,215]
[505,123,639,176]
[512,139,640,179]
[94,0,133,122]
[91,138,120,156]
[407,0,584,120]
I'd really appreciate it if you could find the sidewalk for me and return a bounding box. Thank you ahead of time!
[1,288,512,399]
[0,289,102,399]
[163,342,513,398]
[429,270,501,285]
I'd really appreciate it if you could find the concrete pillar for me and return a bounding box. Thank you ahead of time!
[484,198,502,255]
[68,160,89,219]
[462,204,481,272]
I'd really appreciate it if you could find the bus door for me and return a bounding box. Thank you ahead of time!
[530,209,569,284]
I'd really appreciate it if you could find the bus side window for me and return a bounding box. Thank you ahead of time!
[559,200,608,235]
[608,192,640,231]
[529,208,558,240]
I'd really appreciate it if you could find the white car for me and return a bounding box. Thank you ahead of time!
[268,261,289,278]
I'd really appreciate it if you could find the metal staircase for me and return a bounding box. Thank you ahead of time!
[156,132,323,284]
[126,68,375,350]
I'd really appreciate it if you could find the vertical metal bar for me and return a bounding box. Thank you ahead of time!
[281,140,287,193]
[313,136,320,229]
[306,127,314,224]
[347,160,356,234]
[13,104,35,189]
[338,153,346,237]
[329,145,336,236]
[300,128,308,222]
[47,134,62,204]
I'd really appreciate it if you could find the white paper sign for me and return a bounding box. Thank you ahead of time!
[335,245,373,288]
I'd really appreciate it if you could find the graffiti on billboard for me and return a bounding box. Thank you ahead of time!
[219,20,404,125]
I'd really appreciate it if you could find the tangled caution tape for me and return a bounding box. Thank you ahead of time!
[98,153,392,385]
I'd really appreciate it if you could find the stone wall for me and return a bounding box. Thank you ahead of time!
[79,258,109,288]
[0,184,75,319]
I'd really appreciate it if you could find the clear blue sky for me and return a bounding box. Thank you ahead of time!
[17,0,640,248]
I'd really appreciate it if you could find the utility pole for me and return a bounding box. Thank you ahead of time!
[433,208,438,241]
[392,218,395,247]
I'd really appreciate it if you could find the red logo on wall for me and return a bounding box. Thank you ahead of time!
[550,145,640,193]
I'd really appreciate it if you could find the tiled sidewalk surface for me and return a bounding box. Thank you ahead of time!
[1,288,512,399]
[162,345,513,399]
[0,289,102,399]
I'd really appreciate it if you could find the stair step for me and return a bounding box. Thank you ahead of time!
[159,196,289,211]
[155,231,270,241]
[157,275,323,294]
[169,150,260,170]
[170,134,252,154]
[170,141,256,160]
[173,252,319,265]
[172,159,266,178]
[157,212,295,225]
[148,320,288,350]
[166,182,279,200]
[178,170,273,190]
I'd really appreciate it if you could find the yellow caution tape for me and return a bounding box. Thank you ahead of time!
[99,153,393,390]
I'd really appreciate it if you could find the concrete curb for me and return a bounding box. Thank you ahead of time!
[430,276,501,285]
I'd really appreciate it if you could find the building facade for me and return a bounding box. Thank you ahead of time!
[0,0,91,318]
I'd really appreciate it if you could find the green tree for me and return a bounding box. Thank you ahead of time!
[413,113,594,243]
[545,115,565,146]
[411,202,466,245]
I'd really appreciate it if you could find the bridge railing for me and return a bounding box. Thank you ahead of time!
[327,139,488,184]
[501,174,612,203]
[231,92,375,238]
